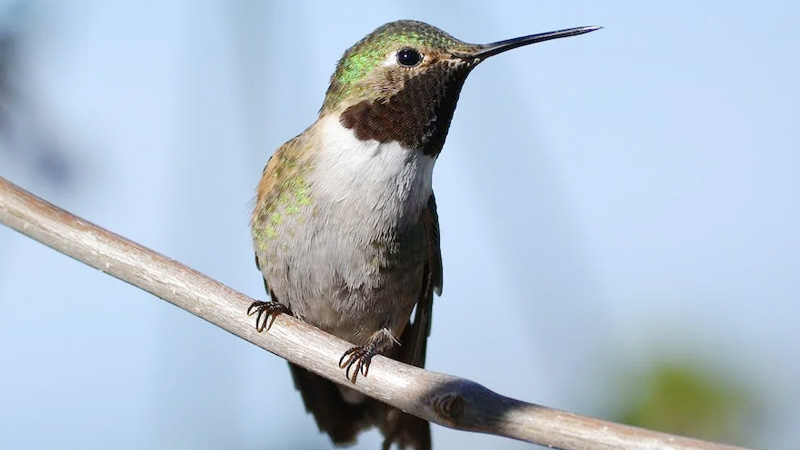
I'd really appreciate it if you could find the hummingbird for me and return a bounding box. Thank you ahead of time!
[248,20,599,450]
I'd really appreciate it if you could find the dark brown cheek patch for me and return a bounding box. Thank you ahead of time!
[339,62,472,156]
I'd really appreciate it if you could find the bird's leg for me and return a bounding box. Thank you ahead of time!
[247,301,291,332]
[339,328,398,383]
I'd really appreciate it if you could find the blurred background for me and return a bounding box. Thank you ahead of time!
[0,1,798,449]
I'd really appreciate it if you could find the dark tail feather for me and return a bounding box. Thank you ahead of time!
[289,362,371,445]
[380,410,431,450]
[289,362,431,450]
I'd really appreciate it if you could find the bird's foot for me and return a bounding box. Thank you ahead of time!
[338,328,397,383]
[339,344,377,383]
[247,301,290,332]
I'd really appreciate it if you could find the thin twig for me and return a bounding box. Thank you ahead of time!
[0,175,755,450]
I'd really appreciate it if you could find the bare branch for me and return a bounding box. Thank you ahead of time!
[0,175,754,450]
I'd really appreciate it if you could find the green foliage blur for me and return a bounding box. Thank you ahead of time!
[613,360,757,446]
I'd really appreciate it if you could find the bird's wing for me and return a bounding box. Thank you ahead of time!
[398,193,442,369]
[384,193,441,450]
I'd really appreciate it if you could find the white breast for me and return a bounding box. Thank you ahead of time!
[310,115,436,225]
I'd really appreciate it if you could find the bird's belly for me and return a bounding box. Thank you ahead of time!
[260,214,426,345]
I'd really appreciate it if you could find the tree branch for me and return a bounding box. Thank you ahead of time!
[0,175,753,450]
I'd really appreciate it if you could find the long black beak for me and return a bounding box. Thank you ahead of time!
[455,26,601,61]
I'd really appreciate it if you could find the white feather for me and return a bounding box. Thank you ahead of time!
[311,114,436,227]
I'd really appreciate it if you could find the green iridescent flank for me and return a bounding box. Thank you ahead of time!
[321,20,471,112]
[255,227,272,250]
[262,175,310,233]
[253,151,313,250]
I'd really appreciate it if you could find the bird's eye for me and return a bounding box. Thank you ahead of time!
[397,48,422,67]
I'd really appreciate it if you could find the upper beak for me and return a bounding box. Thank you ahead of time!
[454,26,602,62]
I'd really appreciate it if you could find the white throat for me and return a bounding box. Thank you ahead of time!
[310,115,436,225]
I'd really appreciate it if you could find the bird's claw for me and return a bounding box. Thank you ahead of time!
[247,301,289,332]
[338,344,377,383]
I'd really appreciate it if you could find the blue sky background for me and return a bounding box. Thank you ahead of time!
[1,1,798,449]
